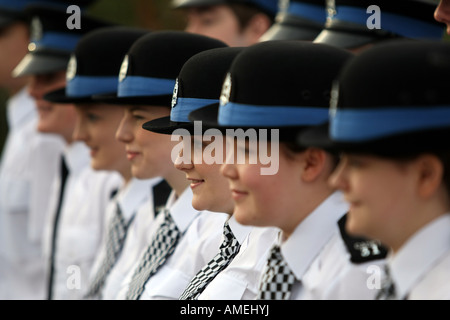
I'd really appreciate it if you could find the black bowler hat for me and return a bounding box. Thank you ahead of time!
[298,40,450,156]
[188,40,353,142]
[142,47,244,134]
[43,26,149,103]
[12,3,113,77]
[172,0,279,18]
[93,31,227,107]
[313,0,444,50]
[259,0,326,41]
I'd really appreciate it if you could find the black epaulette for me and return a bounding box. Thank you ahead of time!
[152,179,172,217]
[110,188,119,200]
[338,213,389,264]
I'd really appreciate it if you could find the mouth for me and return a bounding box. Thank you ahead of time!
[188,178,205,189]
[126,150,140,161]
[89,147,99,157]
[230,188,248,201]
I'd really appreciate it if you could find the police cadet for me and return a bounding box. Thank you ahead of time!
[12,3,123,300]
[259,0,326,41]
[435,0,450,33]
[314,0,445,53]
[188,40,388,300]
[300,40,450,299]
[91,31,229,300]
[171,0,278,46]
[142,47,279,300]
[42,26,173,300]
[0,0,73,300]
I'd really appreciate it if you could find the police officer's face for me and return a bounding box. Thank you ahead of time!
[183,5,247,46]
[435,0,450,35]
[221,141,306,237]
[0,22,29,92]
[28,70,77,142]
[73,104,130,180]
[175,136,234,214]
[116,105,174,180]
[329,154,426,251]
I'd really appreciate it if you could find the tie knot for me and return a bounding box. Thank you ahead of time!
[220,222,239,251]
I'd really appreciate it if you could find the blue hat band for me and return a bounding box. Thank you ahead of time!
[33,32,82,52]
[118,76,176,98]
[331,106,450,142]
[171,97,218,122]
[288,2,326,24]
[218,102,329,127]
[0,0,64,11]
[67,76,118,98]
[332,5,443,40]
[251,0,278,15]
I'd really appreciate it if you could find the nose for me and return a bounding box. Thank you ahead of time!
[174,143,194,171]
[116,114,133,143]
[72,117,88,142]
[28,75,45,100]
[435,0,450,32]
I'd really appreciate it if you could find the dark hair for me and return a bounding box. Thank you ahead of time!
[228,3,274,31]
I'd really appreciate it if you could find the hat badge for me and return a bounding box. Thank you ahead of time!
[172,78,179,109]
[119,55,129,82]
[326,0,336,20]
[329,80,339,118]
[29,17,43,52]
[66,55,77,81]
[220,73,232,106]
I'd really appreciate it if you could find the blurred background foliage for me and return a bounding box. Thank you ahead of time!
[0,0,186,158]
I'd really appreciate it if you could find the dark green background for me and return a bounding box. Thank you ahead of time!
[0,0,186,158]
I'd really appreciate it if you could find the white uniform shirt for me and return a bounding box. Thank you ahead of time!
[43,142,123,300]
[276,191,349,299]
[198,216,279,300]
[0,88,65,300]
[89,177,163,300]
[116,187,228,300]
[390,214,450,300]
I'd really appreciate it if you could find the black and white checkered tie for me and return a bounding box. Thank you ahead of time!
[257,245,297,300]
[376,265,397,300]
[179,222,240,300]
[85,203,132,299]
[125,208,180,300]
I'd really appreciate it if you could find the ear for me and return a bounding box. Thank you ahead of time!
[244,13,272,43]
[415,154,444,199]
[300,148,328,183]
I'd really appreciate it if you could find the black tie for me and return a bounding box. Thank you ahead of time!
[47,155,69,300]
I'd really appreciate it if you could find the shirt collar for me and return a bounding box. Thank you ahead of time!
[227,215,253,245]
[166,187,200,232]
[281,191,349,279]
[6,87,36,130]
[63,141,90,174]
[117,177,161,221]
[390,214,450,299]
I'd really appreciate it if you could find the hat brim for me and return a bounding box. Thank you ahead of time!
[260,22,322,41]
[142,116,195,135]
[43,87,101,104]
[13,51,70,77]
[92,92,172,107]
[313,28,379,50]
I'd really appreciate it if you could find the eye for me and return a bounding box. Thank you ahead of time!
[86,112,100,122]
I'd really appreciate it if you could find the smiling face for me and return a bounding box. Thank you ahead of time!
[175,135,234,214]
[220,139,310,235]
[28,70,77,142]
[328,153,448,250]
[73,103,130,180]
[115,105,175,180]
